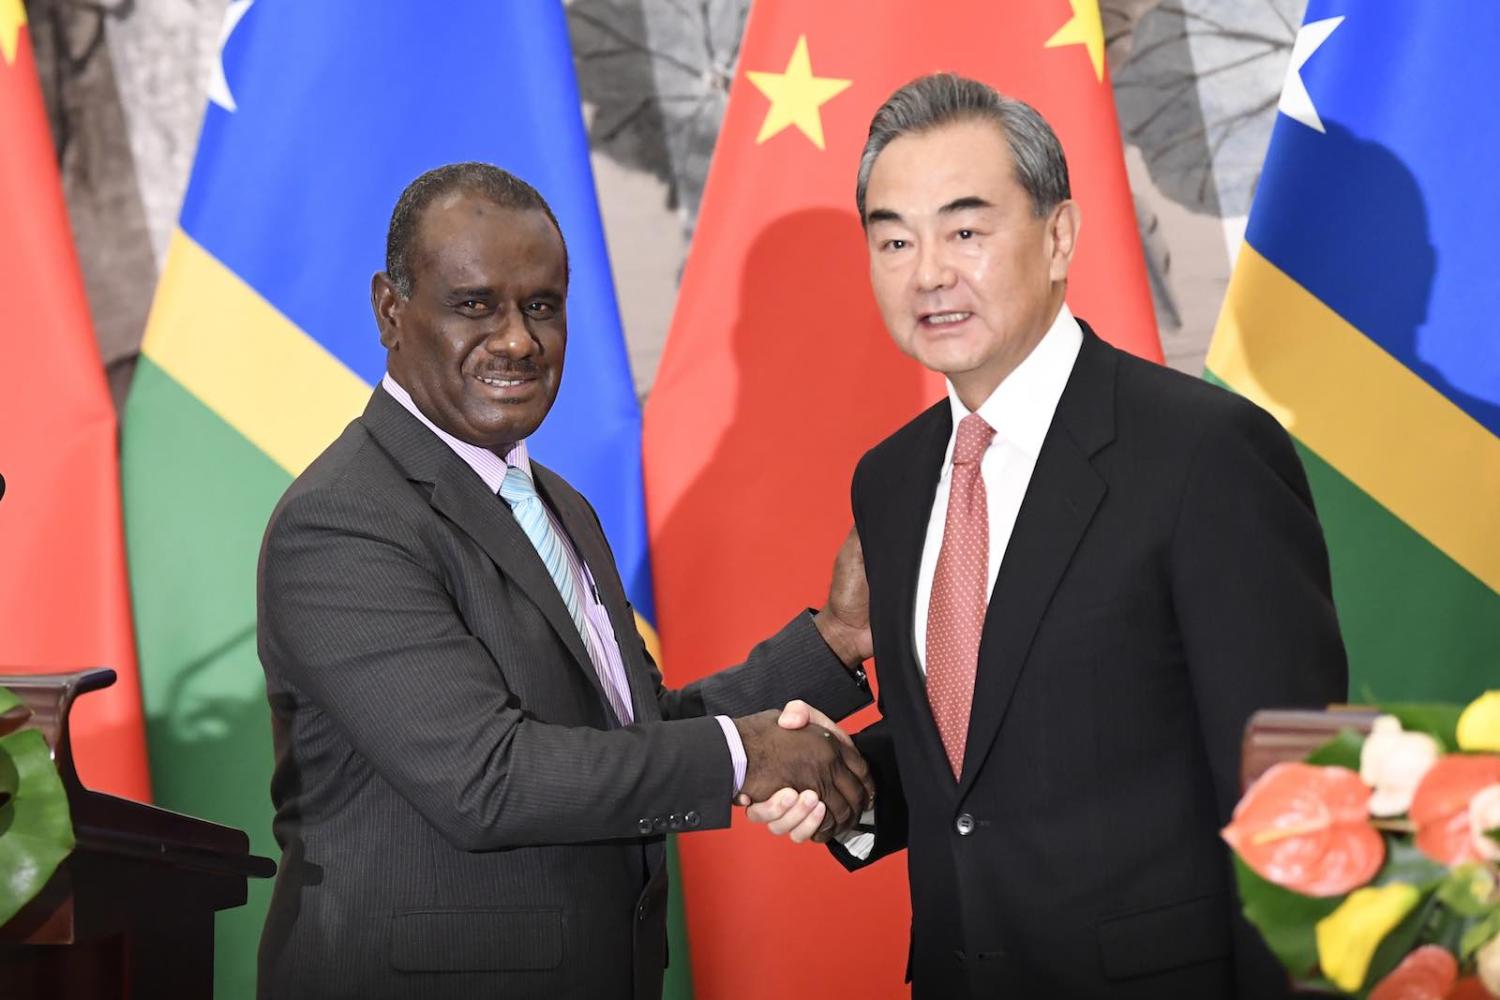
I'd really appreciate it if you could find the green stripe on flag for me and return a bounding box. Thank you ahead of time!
[1295,440,1500,702]
[1206,369,1500,704]
[122,356,293,999]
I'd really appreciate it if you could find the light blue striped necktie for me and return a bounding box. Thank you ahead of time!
[498,465,628,721]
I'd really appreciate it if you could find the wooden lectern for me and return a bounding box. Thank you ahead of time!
[1240,705,1380,790]
[0,668,276,999]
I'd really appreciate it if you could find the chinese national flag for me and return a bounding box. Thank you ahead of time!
[643,1,1156,995]
[0,1,150,801]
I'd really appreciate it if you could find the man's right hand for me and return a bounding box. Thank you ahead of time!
[733,709,874,836]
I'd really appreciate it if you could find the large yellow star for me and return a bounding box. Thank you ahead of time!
[745,36,851,150]
[1045,0,1106,83]
[1,0,26,67]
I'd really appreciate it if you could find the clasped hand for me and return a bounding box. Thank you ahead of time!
[733,701,868,844]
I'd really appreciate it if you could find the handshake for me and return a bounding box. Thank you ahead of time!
[732,701,868,844]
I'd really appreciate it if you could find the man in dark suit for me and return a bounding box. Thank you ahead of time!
[255,162,875,999]
[748,75,1348,998]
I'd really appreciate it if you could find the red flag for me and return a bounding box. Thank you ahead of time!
[0,4,150,801]
[644,1,1156,995]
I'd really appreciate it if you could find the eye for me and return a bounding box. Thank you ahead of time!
[881,239,908,252]
[525,300,557,319]
[956,229,974,240]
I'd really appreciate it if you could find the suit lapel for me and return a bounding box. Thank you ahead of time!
[532,464,656,724]
[876,403,955,782]
[359,389,613,713]
[957,329,1117,799]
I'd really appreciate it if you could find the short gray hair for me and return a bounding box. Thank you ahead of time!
[855,73,1070,223]
[385,162,567,297]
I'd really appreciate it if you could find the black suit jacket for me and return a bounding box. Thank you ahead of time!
[838,324,1347,999]
[255,387,870,999]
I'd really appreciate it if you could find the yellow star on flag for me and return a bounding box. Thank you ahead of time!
[1,0,27,67]
[745,35,851,150]
[1045,0,1106,83]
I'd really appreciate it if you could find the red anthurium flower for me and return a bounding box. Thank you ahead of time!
[1368,945,1458,1000]
[1409,755,1500,866]
[1448,977,1492,1000]
[1222,762,1384,896]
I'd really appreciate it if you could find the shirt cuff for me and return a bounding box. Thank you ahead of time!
[716,715,747,794]
[837,810,877,860]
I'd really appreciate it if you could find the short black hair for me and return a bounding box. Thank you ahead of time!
[384,162,567,296]
[857,73,1070,223]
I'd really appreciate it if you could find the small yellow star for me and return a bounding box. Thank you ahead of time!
[745,35,851,150]
[1,0,27,67]
[1045,0,1106,83]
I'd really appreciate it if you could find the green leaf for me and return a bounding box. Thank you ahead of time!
[1305,728,1366,770]
[1380,703,1464,751]
[1435,865,1497,918]
[0,729,75,927]
[1359,891,1438,994]
[1460,906,1500,959]
[1372,837,1448,891]
[1232,854,1343,976]
[0,686,30,740]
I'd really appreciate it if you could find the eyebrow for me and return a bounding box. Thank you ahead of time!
[939,195,993,214]
[865,195,995,227]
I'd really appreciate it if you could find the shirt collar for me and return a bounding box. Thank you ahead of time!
[381,373,528,493]
[942,303,1084,467]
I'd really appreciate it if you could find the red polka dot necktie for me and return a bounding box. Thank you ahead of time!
[926,413,995,779]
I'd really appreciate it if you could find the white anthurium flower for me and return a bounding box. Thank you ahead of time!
[1359,715,1441,817]
[1477,932,1500,997]
[1469,783,1500,863]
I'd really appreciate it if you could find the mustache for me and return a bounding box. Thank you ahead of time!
[473,361,540,378]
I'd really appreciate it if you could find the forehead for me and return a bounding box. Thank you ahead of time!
[866,119,1024,215]
[410,191,565,286]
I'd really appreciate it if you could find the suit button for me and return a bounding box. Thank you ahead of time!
[637,818,652,835]
[955,813,975,836]
[637,900,648,921]
[652,816,668,833]
[668,813,684,831]
[684,811,701,828]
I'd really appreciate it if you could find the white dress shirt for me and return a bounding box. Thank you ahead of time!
[912,304,1083,671]
[842,305,1082,858]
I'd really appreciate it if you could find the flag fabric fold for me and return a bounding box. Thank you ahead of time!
[1207,1,1500,702]
[0,0,150,802]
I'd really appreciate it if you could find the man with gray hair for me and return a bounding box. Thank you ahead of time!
[749,73,1347,998]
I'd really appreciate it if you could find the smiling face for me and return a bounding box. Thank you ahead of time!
[863,118,1079,409]
[373,191,568,452]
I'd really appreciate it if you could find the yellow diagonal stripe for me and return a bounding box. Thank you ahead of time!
[141,228,372,476]
[1,0,26,65]
[1209,243,1500,593]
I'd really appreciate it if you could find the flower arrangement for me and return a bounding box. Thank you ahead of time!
[1224,692,1500,998]
[0,685,74,927]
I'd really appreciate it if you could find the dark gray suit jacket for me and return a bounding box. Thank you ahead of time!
[256,387,869,999]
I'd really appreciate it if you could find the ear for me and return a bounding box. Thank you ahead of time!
[1047,200,1081,283]
[371,272,402,350]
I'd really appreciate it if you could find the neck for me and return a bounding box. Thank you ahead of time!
[950,292,1065,411]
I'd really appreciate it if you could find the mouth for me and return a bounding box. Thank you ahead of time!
[918,310,973,329]
[472,370,539,398]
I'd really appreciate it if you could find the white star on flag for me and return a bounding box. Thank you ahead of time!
[209,0,253,113]
[1279,15,1343,133]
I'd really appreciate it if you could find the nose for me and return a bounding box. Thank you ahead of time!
[915,241,955,292]
[483,310,538,358]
